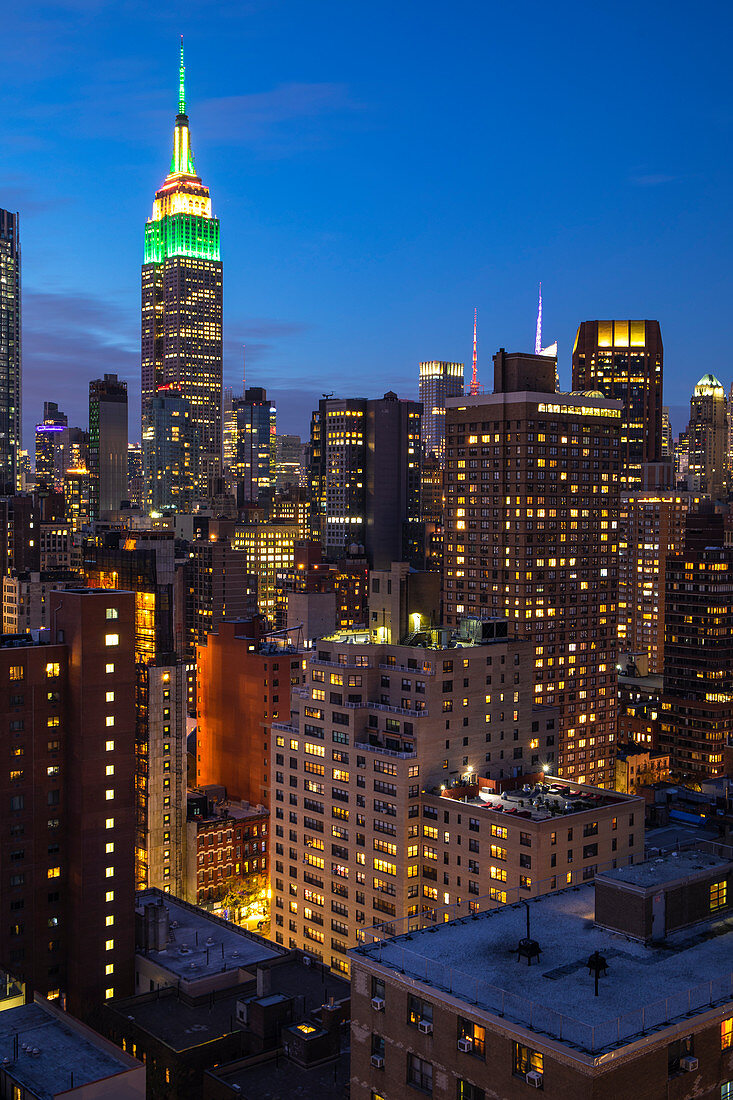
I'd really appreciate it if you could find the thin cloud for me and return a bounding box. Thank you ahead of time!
[629,172,679,187]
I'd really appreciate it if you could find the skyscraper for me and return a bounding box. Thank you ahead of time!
[142,387,195,514]
[141,41,223,504]
[571,320,662,489]
[0,210,21,493]
[660,510,731,778]
[687,373,727,497]
[442,350,621,787]
[89,374,128,520]
[34,402,68,493]
[418,361,464,459]
[230,386,276,505]
[309,392,422,568]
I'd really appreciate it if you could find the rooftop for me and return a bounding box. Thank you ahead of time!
[117,957,349,1052]
[0,1002,138,1099]
[136,890,281,980]
[352,881,733,1056]
[209,1046,350,1100]
[440,778,637,823]
[598,849,731,889]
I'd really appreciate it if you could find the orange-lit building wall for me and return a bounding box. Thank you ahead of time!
[196,620,300,807]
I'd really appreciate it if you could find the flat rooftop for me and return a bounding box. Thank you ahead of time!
[137,891,280,980]
[0,1002,134,1099]
[211,1047,350,1100]
[118,958,349,1051]
[353,883,733,1055]
[442,779,634,823]
[598,849,731,889]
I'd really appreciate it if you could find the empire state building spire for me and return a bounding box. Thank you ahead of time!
[141,40,224,511]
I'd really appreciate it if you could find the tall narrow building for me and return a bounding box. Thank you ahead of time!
[687,373,727,497]
[571,320,662,489]
[141,41,223,505]
[418,360,464,459]
[89,374,128,520]
[0,210,21,493]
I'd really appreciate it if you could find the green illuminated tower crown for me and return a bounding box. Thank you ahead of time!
[144,37,220,264]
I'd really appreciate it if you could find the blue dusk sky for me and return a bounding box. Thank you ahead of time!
[3,0,732,445]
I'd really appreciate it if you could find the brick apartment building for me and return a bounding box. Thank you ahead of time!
[197,618,304,808]
[350,847,733,1099]
[270,620,573,970]
[0,589,136,1018]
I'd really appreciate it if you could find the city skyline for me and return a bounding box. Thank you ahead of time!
[4,1,733,446]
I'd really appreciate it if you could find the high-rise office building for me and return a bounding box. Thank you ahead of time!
[141,42,223,502]
[89,374,128,520]
[35,402,68,494]
[0,210,22,493]
[442,350,621,787]
[142,387,195,514]
[661,406,672,456]
[618,490,695,675]
[230,387,276,505]
[687,373,728,497]
[571,320,662,489]
[309,392,422,569]
[418,360,464,459]
[660,510,731,778]
[127,442,144,509]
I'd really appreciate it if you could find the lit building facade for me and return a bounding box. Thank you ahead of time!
[418,360,464,459]
[617,491,695,675]
[34,403,68,494]
[142,388,195,514]
[309,392,422,568]
[442,351,621,787]
[230,387,276,505]
[0,210,21,493]
[269,623,561,964]
[687,373,728,498]
[571,320,663,489]
[141,44,222,502]
[661,513,733,778]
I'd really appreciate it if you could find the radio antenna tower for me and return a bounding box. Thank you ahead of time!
[535,282,542,355]
[470,308,479,395]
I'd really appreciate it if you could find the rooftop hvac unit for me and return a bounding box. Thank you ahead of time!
[526,1071,543,1088]
[457,1038,473,1052]
[418,1019,433,1035]
[370,1054,384,1069]
[680,1056,699,1072]
[371,997,385,1011]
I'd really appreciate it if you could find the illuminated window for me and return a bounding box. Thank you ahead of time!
[105,866,114,878]
[106,608,118,620]
[105,741,114,752]
[106,663,115,674]
[106,842,114,854]
[45,663,60,679]
[711,881,727,911]
[106,716,115,727]
[105,818,114,829]
[47,867,60,879]
[106,691,115,703]
[105,987,114,1000]
[9,666,24,681]
[722,1018,732,1050]
[105,789,114,800]
[105,963,114,976]
[105,634,119,647]
[106,915,114,926]
[105,890,114,903]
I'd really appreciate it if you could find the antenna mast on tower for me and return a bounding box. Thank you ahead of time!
[470,308,479,396]
[535,282,542,355]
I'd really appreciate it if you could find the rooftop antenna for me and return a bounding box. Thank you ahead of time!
[470,308,479,396]
[178,36,186,116]
[534,282,542,355]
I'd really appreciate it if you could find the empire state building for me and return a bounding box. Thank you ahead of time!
[142,40,223,507]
